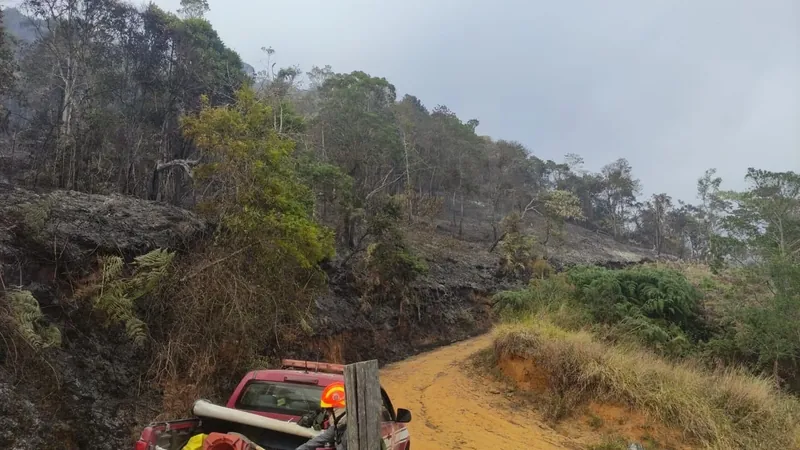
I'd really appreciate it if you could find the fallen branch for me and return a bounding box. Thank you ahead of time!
[149,158,201,200]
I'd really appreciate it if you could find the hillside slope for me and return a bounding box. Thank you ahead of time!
[0,185,656,449]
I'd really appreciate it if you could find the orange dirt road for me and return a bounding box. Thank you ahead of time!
[380,334,579,450]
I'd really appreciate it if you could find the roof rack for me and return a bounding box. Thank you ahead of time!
[281,359,345,374]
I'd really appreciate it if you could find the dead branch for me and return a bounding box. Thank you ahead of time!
[520,197,543,219]
[365,169,405,200]
[179,245,253,283]
[155,158,200,179]
[488,232,506,253]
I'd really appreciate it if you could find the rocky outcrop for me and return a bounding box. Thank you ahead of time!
[0,183,209,283]
[0,184,209,450]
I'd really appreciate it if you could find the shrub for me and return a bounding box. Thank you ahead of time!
[498,212,538,279]
[568,266,701,330]
[361,196,427,305]
[566,266,710,355]
[530,258,554,279]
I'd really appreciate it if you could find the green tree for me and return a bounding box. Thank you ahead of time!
[182,88,334,268]
[155,88,335,388]
[314,70,401,200]
[10,0,246,200]
[310,71,403,247]
[696,168,726,262]
[0,9,16,98]
[633,193,674,255]
[483,140,532,240]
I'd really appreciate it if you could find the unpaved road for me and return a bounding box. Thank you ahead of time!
[380,335,579,450]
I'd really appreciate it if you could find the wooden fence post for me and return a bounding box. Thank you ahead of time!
[344,360,381,450]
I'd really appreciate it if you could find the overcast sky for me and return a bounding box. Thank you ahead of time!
[150,0,799,202]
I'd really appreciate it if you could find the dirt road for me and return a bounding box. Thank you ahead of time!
[380,335,579,450]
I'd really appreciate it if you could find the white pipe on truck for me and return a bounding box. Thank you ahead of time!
[192,399,321,439]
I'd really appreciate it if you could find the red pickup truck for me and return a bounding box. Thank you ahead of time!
[136,360,412,450]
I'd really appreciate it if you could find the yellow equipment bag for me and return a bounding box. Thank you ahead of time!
[181,433,208,450]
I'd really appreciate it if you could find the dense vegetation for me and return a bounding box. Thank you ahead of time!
[494,167,800,390]
[491,171,800,446]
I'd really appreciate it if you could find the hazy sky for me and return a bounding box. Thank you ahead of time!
[151,0,799,202]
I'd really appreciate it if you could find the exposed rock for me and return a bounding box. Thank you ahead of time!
[0,183,210,281]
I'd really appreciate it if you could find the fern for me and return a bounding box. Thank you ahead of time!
[130,249,175,299]
[567,265,708,352]
[5,290,61,349]
[77,248,175,346]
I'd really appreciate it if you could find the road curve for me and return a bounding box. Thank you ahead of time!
[380,334,577,450]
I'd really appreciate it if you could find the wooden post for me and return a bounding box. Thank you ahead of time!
[344,360,381,450]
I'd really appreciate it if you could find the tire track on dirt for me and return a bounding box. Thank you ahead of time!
[380,334,579,450]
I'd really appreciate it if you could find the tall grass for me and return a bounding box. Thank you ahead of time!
[492,275,598,333]
[494,321,800,450]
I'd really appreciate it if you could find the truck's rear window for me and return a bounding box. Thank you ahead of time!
[236,381,324,416]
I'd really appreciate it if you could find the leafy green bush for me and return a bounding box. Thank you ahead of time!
[498,212,538,278]
[496,265,712,358]
[566,266,709,354]
[568,266,700,328]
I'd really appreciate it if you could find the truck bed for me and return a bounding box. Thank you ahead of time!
[140,417,311,450]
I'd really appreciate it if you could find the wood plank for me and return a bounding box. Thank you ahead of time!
[344,363,360,448]
[363,361,381,448]
[344,360,381,449]
[356,363,369,446]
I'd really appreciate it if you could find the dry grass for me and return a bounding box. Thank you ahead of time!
[143,244,325,417]
[494,320,800,450]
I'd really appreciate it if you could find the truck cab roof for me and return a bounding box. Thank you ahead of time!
[243,368,344,386]
[242,359,346,387]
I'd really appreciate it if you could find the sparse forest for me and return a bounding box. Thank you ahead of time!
[0,1,797,448]
[0,0,767,260]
